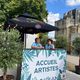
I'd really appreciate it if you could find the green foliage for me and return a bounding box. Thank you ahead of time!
[39,33,48,46]
[55,36,67,49]
[73,37,80,55]
[0,28,23,69]
[17,0,48,21]
[0,0,48,24]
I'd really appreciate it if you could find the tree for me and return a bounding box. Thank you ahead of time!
[18,0,48,21]
[73,37,80,67]
[39,33,48,46]
[0,28,23,80]
[73,37,80,55]
[55,35,67,49]
[0,0,48,24]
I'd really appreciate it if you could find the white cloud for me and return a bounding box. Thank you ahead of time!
[45,12,60,39]
[66,0,80,6]
[47,12,60,26]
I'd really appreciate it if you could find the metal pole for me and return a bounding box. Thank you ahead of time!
[24,34,26,48]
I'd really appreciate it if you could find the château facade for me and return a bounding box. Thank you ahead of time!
[55,8,80,43]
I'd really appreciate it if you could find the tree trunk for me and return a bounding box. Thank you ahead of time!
[3,67,7,80]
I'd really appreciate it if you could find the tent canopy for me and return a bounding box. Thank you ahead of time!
[4,13,59,34]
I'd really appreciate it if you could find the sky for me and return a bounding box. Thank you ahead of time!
[46,0,80,26]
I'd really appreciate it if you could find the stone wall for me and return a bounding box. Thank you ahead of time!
[55,8,80,41]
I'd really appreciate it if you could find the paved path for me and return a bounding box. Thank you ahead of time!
[66,70,80,80]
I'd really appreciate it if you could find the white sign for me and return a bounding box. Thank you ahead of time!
[21,49,66,80]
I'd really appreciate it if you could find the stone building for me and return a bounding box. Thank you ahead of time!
[55,8,80,52]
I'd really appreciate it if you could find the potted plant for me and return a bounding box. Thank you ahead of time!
[73,37,80,74]
[0,28,23,80]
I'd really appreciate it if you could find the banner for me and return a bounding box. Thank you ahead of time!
[56,49,66,80]
[21,49,66,80]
